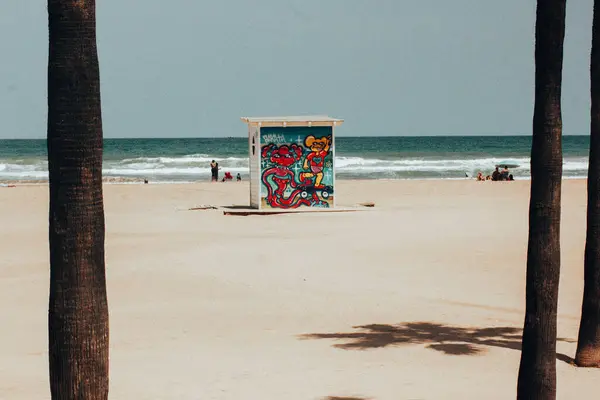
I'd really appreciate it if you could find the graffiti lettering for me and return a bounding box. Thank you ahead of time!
[262,133,286,144]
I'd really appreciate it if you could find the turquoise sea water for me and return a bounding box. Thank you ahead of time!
[0,136,590,182]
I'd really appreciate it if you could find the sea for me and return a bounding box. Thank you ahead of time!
[0,136,591,183]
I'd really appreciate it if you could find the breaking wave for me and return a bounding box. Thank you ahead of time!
[0,155,590,182]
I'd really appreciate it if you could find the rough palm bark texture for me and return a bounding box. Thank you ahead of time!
[576,0,600,368]
[47,0,109,398]
[516,0,566,399]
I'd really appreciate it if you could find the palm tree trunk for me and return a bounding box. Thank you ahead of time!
[47,0,109,398]
[516,0,566,399]
[575,0,600,368]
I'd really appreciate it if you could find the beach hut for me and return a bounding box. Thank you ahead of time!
[241,116,344,210]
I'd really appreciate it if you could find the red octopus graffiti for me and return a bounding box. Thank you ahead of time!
[261,143,312,209]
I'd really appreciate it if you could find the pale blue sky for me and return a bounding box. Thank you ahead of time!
[0,0,594,138]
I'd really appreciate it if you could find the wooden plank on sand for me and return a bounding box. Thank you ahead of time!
[223,208,364,216]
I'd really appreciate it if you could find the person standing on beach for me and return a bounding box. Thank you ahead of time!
[214,162,220,182]
[210,160,217,182]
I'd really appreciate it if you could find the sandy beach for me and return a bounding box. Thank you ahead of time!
[0,179,598,399]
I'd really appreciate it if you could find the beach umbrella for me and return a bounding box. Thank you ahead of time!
[495,161,520,169]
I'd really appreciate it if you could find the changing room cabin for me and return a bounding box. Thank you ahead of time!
[241,116,344,210]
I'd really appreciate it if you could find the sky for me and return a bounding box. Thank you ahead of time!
[0,0,595,138]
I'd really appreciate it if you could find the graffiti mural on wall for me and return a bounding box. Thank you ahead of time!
[260,127,334,209]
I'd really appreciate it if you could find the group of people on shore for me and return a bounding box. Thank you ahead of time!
[476,166,514,182]
[210,160,241,183]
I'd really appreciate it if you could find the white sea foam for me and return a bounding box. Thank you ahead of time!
[335,156,588,174]
[0,162,49,179]
[119,154,243,165]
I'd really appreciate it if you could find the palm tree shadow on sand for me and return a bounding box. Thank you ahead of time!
[300,322,575,363]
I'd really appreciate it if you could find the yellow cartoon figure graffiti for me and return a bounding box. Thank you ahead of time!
[300,135,332,189]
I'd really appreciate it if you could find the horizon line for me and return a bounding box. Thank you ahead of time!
[0,133,590,140]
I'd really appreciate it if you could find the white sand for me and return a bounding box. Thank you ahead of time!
[0,179,598,399]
